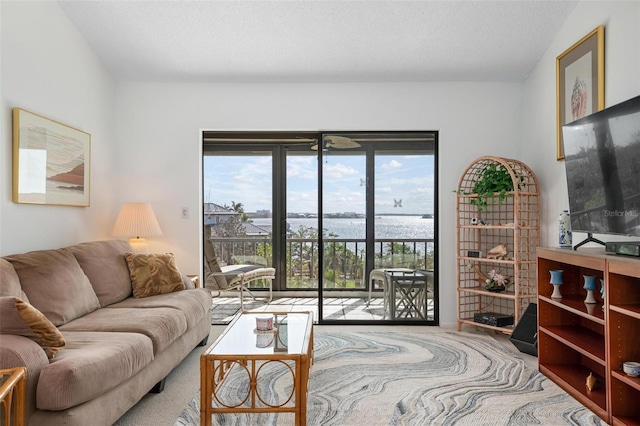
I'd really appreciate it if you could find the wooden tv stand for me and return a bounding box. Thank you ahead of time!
[537,247,640,425]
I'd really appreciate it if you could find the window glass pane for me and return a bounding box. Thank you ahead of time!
[286,151,318,289]
[203,153,273,290]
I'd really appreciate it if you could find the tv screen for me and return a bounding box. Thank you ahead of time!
[562,94,640,241]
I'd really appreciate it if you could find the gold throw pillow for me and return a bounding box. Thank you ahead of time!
[124,253,186,298]
[0,296,65,358]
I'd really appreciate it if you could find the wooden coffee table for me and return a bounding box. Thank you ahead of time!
[200,311,314,426]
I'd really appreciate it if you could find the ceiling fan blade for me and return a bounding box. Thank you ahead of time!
[323,135,361,149]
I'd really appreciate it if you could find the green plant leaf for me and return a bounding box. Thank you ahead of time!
[460,162,523,213]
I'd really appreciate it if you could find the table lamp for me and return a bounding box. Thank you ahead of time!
[112,202,162,253]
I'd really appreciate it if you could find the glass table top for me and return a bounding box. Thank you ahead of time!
[209,312,313,356]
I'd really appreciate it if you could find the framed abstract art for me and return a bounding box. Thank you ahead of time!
[12,108,91,206]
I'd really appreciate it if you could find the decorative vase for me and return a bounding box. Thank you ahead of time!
[586,372,596,392]
[583,275,597,304]
[559,210,572,248]
[549,269,563,299]
[486,285,506,293]
[585,302,596,315]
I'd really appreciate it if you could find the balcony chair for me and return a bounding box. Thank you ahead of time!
[203,238,275,310]
[366,268,415,318]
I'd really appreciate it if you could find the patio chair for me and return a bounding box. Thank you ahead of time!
[203,238,275,310]
[366,268,415,318]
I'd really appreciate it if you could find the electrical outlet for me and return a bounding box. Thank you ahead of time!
[181,207,189,219]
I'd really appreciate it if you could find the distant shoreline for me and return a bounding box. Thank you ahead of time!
[252,215,435,239]
[249,213,434,218]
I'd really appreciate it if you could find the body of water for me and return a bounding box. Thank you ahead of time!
[252,216,434,240]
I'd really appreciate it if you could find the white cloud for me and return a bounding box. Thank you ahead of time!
[381,159,403,169]
[323,162,359,179]
[287,157,317,179]
[205,152,434,215]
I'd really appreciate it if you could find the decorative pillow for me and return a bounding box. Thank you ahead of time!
[124,253,186,298]
[0,296,65,358]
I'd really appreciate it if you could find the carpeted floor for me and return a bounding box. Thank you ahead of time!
[176,329,605,426]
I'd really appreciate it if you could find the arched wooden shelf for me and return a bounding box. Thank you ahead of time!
[455,156,540,334]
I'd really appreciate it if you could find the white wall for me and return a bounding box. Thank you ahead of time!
[0,1,117,255]
[522,0,640,247]
[115,81,524,327]
[0,0,524,327]
[5,0,635,328]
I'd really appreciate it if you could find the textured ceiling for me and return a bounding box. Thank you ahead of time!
[58,0,578,83]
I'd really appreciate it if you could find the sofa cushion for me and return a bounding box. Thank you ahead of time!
[0,296,66,358]
[36,331,154,410]
[68,240,134,306]
[124,253,186,298]
[0,258,29,301]
[4,248,101,326]
[106,288,212,328]
[59,307,187,354]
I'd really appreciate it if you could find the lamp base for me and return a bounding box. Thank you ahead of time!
[128,238,149,254]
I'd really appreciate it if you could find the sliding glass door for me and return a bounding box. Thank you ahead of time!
[203,148,275,296]
[202,131,438,325]
[317,132,437,324]
[320,146,367,320]
[372,147,436,322]
[285,149,319,289]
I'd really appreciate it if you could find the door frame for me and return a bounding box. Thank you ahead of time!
[202,130,439,325]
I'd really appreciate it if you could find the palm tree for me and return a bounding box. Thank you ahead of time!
[229,201,250,222]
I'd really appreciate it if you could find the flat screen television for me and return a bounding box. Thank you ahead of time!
[562,94,640,249]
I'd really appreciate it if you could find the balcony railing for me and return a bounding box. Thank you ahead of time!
[210,237,435,291]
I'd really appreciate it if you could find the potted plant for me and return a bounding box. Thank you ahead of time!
[455,162,524,213]
[484,269,508,292]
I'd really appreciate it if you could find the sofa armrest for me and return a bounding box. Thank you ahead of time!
[0,334,49,419]
[0,334,49,371]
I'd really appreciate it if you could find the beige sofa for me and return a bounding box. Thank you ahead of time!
[0,240,212,426]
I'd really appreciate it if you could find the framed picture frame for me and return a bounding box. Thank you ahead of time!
[556,25,604,160]
[12,108,91,206]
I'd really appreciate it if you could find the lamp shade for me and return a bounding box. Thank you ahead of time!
[112,203,162,238]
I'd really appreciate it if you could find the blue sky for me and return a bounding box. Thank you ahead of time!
[204,153,434,215]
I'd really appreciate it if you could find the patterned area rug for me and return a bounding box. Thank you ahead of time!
[176,330,605,426]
